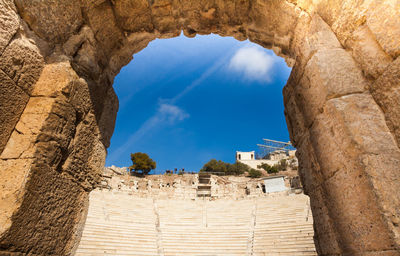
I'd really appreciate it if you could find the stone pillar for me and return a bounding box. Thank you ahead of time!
[0,59,118,255]
[284,14,400,256]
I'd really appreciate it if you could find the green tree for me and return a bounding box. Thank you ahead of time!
[129,152,156,176]
[257,163,279,174]
[274,159,288,172]
[248,168,262,178]
[200,159,227,175]
[226,161,249,175]
[200,159,253,176]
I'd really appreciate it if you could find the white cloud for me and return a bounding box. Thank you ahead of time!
[107,104,188,162]
[158,103,190,124]
[229,46,275,82]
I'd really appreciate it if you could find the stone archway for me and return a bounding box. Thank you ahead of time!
[0,0,399,255]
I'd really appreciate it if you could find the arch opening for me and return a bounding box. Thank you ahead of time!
[106,33,292,173]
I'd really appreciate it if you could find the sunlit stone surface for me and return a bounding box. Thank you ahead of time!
[0,0,399,255]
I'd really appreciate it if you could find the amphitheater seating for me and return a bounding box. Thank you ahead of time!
[75,190,316,256]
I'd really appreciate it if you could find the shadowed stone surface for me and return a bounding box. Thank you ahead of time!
[0,0,399,255]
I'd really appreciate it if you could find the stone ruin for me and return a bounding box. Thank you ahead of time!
[75,171,316,255]
[0,1,399,255]
[100,167,302,199]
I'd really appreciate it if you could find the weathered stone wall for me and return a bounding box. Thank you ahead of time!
[100,169,296,199]
[0,0,399,255]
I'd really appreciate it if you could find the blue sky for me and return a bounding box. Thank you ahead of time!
[106,33,292,173]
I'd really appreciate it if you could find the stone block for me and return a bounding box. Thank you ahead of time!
[292,13,342,72]
[365,1,400,58]
[86,138,107,179]
[0,158,33,235]
[14,0,83,43]
[14,97,56,136]
[0,96,76,161]
[60,112,102,190]
[114,0,153,32]
[0,70,29,154]
[361,152,400,245]
[370,57,400,146]
[346,24,393,79]
[0,162,88,255]
[63,26,96,57]
[310,93,398,180]
[31,62,79,97]
[0,132,36,159]
[297,48,368,127]
[360,251,400,256]
[0,36,44,93]
[0,96,56,159]
[295,136,324,194]
[323,164,393,253]
[330,0,368,45]
[0,0,19,53]
[84,2,124,58]
[283,91,307,147]
[307,185,341,255]
[98,86,119,148]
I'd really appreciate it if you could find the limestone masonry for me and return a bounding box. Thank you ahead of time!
[0,0,399,255]
[101,166,302,199]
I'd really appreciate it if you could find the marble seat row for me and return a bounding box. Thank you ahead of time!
[75,190,316,256]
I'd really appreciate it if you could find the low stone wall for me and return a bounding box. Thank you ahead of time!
[101,168,300,200]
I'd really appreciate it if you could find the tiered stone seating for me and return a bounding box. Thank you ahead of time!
[75,191,316,256]
[157,199,252,255]
[253,195,316,256]
[75,190,159,256]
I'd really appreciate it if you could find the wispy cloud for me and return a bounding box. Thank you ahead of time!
[158,103,189,124]
[107,103,189,162]
[228,45,275,82]
[167,51,232,104]
[108,44,239,162]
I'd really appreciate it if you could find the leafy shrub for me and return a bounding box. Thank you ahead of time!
[274,159,288,172]
[129,152,156,176]
[248,168,262,178]
[226,161,249,175]
[257,163,279,174]
[200,159,227,174]
[200,160,249,176]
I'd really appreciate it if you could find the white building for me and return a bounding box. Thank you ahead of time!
[236,151,277,170]
[236,150,298,170]
[263,175,288,193]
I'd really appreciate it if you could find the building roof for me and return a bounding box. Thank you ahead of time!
[261,175,286,180]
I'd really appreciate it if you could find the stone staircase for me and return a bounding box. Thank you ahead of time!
[75,190,316,256]
[196,173,211,197]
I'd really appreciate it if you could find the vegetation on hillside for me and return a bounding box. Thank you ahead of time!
[257,163,279,174]
[129,152,156,176]
[248,168,262,178]
[274,159,288,172]
[200,159,249,176]
[257,159,295,174]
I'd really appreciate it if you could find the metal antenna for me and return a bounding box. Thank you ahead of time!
[256,138,295,159]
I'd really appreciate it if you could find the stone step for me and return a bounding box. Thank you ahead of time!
[162,238,248,243]
[79,237,157,244]
[76,191,316,255]
[75,248,157,256]
[77,243,157,250]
